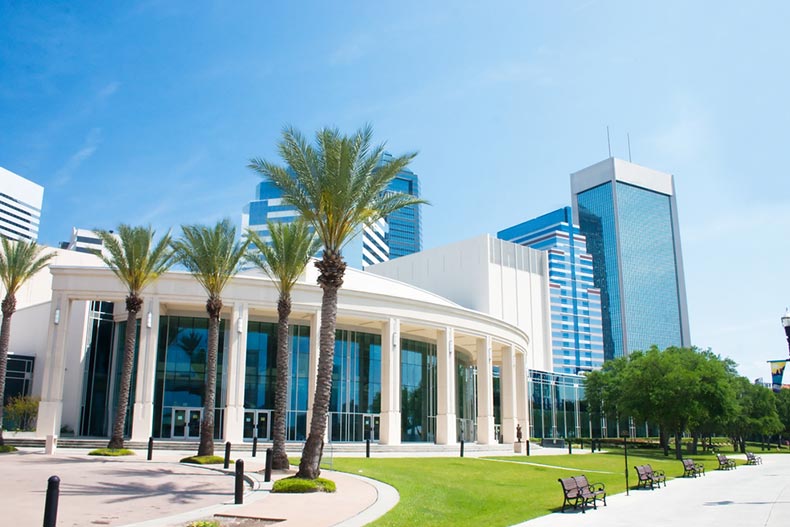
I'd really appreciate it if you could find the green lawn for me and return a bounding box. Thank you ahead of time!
[317,450,734,527]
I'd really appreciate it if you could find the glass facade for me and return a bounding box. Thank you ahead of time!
[456,352,477,442]
[244,321,310,441]
[153,316,225,439]
[577,179,684,358]
[383,157,422,260]
[79,301,116,436]
[499,207,605,373]
[329,329,382,442]
[400,338,436,442]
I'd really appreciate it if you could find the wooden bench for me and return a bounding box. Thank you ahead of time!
[746,452,763,465]
[681,458,705,477]
[558,475,607,513]
[717,453,736,470]
[634,464,666,489]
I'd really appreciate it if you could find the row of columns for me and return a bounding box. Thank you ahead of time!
[36,299,529,446]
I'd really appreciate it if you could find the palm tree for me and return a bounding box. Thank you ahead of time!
[247,220,319,469]
[249,125,426,479]
[95,226,174,449]
[172,219,249,457]
[0,238,55,446]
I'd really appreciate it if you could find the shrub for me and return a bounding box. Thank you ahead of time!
[186,521,220,527]
[4,396,39,431]
[0,445,18,453]
[272,476,336,493]
[88,448,135,456]
[180,455,230,465]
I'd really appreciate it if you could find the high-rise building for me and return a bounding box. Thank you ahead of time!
[0,166,43,242]
[571,158,690,360]
[243,153,422,269]
[381,154,421,260]
[498,207,604,374]
[63,228,104,254]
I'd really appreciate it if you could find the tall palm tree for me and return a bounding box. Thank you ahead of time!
[95,226,174,449]
[249,125,426,479]
[172,219,249,457]
[247,220,319,470]
[0,238,55,446]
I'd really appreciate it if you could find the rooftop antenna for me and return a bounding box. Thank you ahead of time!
[627,133,632,162]
[606,126,612,158]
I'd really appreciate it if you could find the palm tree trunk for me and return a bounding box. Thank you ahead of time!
[297,281,339,479]
[272,295,292,470]
[198,297,221,457]
[0,295,16,447]
[108,295,141,449]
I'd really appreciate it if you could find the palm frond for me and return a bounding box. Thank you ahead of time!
[246,220,319,296]
[0,237,56,295]
[172,219,250,298]
[94,225,175,295]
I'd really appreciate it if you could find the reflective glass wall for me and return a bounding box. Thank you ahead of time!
[456,352,477,442]
[329,329,381,442]
[244,321,310,441]
[400,338,436,442]
[153,316,225,439]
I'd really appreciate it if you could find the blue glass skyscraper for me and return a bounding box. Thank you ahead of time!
[498,207,605,374]
[571,158,690,361]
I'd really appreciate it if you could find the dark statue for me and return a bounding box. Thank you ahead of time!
[516,424,523,442]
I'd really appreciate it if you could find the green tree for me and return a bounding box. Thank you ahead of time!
[172,219,249,457]
[776,388,790,436]
[246,220,319,469]
[0,238,54,445]
[95,226,173,449]
[249,125,426,479]
[728,379,782,452]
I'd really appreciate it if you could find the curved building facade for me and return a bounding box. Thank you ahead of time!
[33,257,532,446]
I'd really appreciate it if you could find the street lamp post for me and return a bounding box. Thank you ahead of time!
[622,432,630,496]
[782,310,790,357]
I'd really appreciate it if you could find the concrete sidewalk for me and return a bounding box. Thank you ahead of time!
[514,453,790,527]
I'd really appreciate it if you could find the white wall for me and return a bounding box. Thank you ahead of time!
[368,235,553,370]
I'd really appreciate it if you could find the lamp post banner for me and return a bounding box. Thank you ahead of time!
[768,360,787,392]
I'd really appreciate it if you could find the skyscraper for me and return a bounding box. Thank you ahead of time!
[498,207,604,374]
[0,166,43,242]
[571,158,690,360]
[243,153,421,269]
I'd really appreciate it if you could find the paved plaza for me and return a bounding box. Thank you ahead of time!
[1,446,789,526]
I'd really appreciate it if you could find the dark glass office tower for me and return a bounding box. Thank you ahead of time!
[571,158,690,361]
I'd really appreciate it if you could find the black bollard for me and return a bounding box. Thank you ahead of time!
[568,440,573,455]
[366,439,370,458]
[264,448,273,483]
[580,438,583,450]
[224,441,231,469]
[147,437,154,461]
[252,436,258,458]
[526,439,530,456]
[43,475,60,527]
[460,439,465,457]
[235,459,245,504]
[591,439,596,453]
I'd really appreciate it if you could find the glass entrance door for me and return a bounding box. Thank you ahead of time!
[363,414,380,441]
[172,407,202,439]
[243,410,271,440]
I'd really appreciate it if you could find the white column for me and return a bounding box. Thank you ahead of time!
[131,297,161,441]
[36,296,71,438]
[223,302,248,443]
[476,336,495,445]
[516,349,529,439]
[500,343,517,443]
[305,309,321,431]
[436,327,456,445]
[379,317,400,445]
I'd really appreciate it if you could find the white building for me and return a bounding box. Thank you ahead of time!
[0,166,44,242]
[14,236,549,446]
[64,227,104,254]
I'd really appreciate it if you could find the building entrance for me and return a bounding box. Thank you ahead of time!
[243,410,271,440]
[363,413,380,441]
[172,408,202,439]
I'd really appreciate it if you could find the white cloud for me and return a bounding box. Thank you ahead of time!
[53,128,102,186]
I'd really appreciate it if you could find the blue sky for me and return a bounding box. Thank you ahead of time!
[2,1,789,382]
